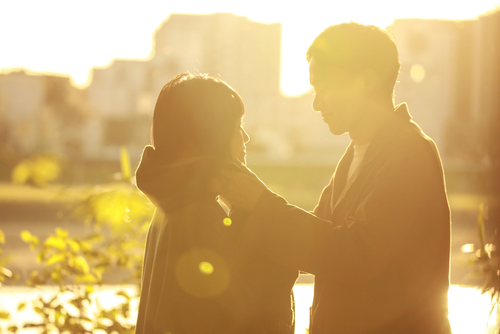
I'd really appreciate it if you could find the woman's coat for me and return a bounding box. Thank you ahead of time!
[135,147,298,334]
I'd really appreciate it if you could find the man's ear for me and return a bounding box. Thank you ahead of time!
[361,68,383,93]
[349,69,379,96]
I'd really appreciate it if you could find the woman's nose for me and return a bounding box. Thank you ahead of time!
[243,129,250,143]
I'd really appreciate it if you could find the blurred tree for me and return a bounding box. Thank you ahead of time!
[0,147,153,333]
[11,153,62,187]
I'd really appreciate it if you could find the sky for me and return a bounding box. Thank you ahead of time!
[1,0,499,96]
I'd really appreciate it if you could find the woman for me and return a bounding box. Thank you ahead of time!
[135,73,298,334]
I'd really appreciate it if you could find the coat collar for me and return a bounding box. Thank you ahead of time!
[330,103,413,213]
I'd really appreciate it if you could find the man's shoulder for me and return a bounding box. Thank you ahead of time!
[404,119,440,155]
[372,115,436,152]
[369,117,442,171]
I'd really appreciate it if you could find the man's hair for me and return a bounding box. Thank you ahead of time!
[307,22,400,93]
[151,73,244,164]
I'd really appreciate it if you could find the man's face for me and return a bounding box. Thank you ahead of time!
[309,57,367,136]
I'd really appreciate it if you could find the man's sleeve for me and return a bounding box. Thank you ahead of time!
[312,176,333,218]
[243,139,446,281]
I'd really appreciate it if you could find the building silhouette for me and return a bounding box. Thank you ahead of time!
[0,70,87,162]
[1,12,499,173]
[85,13,338,163]
[390,11,500,176]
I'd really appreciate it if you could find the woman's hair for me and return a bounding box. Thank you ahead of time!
[151,73,245,164]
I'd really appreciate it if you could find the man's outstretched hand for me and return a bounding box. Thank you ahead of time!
[215,164,267,212]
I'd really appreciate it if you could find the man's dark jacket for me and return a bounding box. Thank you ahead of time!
[245,104,452,334]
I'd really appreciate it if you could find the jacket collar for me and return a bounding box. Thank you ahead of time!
[135,146,220,212]
[360,102,412,166]
[331,103,412,212]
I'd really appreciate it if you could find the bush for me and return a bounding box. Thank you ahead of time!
[0,147,153,333]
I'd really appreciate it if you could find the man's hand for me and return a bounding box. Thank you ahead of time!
[216,165,267,212]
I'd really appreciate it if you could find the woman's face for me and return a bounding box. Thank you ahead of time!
[230,124,250,164]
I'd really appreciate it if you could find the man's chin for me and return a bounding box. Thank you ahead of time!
[327,124,347,136]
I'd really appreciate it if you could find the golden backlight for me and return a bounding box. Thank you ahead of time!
[0,0,499,96]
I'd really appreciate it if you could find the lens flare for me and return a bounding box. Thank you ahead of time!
[223,217,232,226]
[410,64,426,83]
[199,261,214,275]
[175,248,231,298]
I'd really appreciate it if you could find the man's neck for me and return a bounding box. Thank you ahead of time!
[349,101,394,145]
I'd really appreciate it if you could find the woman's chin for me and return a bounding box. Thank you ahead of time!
[236,155,246,165]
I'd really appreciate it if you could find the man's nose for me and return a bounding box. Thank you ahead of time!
[312,94,322,112]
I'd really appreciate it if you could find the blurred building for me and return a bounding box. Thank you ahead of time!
[471,10,500,198]
[0,70,87,162]
[152,14,348,163]
[85,13,345,164]
[391,19,462,157]
[86,13,283,161]
[85,60,151,160]
[390,11,500,174]
[5,12,499,169]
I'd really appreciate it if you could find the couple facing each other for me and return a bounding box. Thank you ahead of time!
[135,22,452,334]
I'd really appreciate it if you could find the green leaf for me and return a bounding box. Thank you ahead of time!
[0,310,10,319]
[23,323,44,328]
[0,256,12,267]
[11,160,32,185]
[46,253,65,266]
[79,240,93,252]
[55,228,68,238]
[44,236,66,251]
[115,290,130,299]
[76,274,96,284]
[20,230,39,246]
[36,251,45,263]
[50,271,62,282]
[71,256,90,274]
[67,239,80,252]
[120,146,132,181]
[17,302,26,312]
[0,267,12,278]
[7,325,17,333]
[31,156,61,186]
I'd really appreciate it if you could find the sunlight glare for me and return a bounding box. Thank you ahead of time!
[461,243,475,253]
[448,285,497,334]
[410,64,426,83]
[293,284,499,334]
[223,218,232,226]
[1,0,499,94]
[199,261,214,275]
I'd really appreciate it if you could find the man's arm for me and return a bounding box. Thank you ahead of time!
[220,139,448,282]
[218,165,267,212]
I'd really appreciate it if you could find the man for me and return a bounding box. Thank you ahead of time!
[220,23,451,334]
